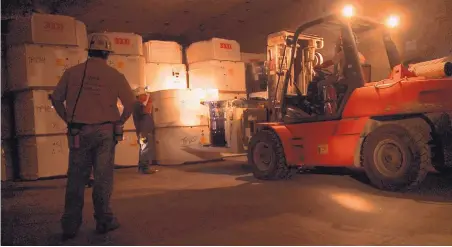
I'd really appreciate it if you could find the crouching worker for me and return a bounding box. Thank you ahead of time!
[132,87,158,174]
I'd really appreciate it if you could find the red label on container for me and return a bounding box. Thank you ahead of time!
[44,22,64,31]
[114,38,131,45]
[220,43,232,49]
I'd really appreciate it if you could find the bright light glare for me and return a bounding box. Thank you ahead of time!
[386,15,400,28]
[331,193,375,213]
[193,88,219,101]
[342,5,354,18]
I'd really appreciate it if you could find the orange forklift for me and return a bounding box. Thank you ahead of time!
[247,7,452,191]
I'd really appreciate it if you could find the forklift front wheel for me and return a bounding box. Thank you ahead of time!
[248,129,291,180]
[362,124,429,191]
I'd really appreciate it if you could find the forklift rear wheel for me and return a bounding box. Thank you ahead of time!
[431,113,452,176]
[362,124,429,191]
[248,129,291,180]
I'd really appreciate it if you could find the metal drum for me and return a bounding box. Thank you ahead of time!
[208,101,227,147]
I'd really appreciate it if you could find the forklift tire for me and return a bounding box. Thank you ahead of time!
[431,113,452,176]
[248,129,291,180]
[362,124,430,191]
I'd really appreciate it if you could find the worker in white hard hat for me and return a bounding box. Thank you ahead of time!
[132,86,158,174]
[50,34,135,240]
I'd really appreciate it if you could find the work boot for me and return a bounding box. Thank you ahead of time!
[96,218,120,234]
[61,218,81,241]
[61,231,77,241]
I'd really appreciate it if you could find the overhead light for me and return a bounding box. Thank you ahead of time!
[342,4,355,18]
[385,15,400,28]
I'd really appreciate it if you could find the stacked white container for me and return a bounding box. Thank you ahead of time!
[150,89,222,165]
[142,42,221,164]
[5,13,88,180]
[143,40,187,92]
[186,38,247,101]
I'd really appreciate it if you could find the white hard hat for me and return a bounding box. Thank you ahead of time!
[133,87,146,96]
[88,34,113,52]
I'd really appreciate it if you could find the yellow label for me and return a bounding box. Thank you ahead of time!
[318,144,328,155]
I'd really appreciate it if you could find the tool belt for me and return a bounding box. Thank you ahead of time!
[67,121,120,149]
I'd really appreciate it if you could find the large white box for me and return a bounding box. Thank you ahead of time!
[18,134,69,180]
[143,41,183,64]
[241,52,266,63]
[14,90,67,136]
[1,98,14,140]
[6,13,78,46]
[114,131,139,167]
[89,32,143,56]
[75,20,88,50]
[6,44,87,91]
[188,60,246,92]
[107,54,145,89]
[186,38,241,64]
[154,126,222,165]
[150,89,209,128]
[144,63,187,92]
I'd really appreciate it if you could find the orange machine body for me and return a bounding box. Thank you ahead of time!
[260,76,452,167]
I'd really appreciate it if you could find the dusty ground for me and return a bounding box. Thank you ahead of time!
[2,157,452,245]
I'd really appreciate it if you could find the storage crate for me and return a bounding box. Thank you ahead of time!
[145,63,187,92]
[6,44,87,91]
[188,60,246,92]
[186,38,241,64]
[143,41,182,64]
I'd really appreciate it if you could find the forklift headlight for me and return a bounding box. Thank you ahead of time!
[385,15,400,28]
[342,5,354,18]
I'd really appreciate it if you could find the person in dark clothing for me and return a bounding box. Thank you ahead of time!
[51,34,135,240]
[132,87,157,174]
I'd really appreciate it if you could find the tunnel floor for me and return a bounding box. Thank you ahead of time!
[2,157,452,245]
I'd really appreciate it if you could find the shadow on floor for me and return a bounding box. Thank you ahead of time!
[178,160,252,176]
[235,166,452,203]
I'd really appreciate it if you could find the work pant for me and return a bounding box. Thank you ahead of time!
[138,132,154,170]
[61,124,117,234]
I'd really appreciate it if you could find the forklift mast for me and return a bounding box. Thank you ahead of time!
[266,31,324,121]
